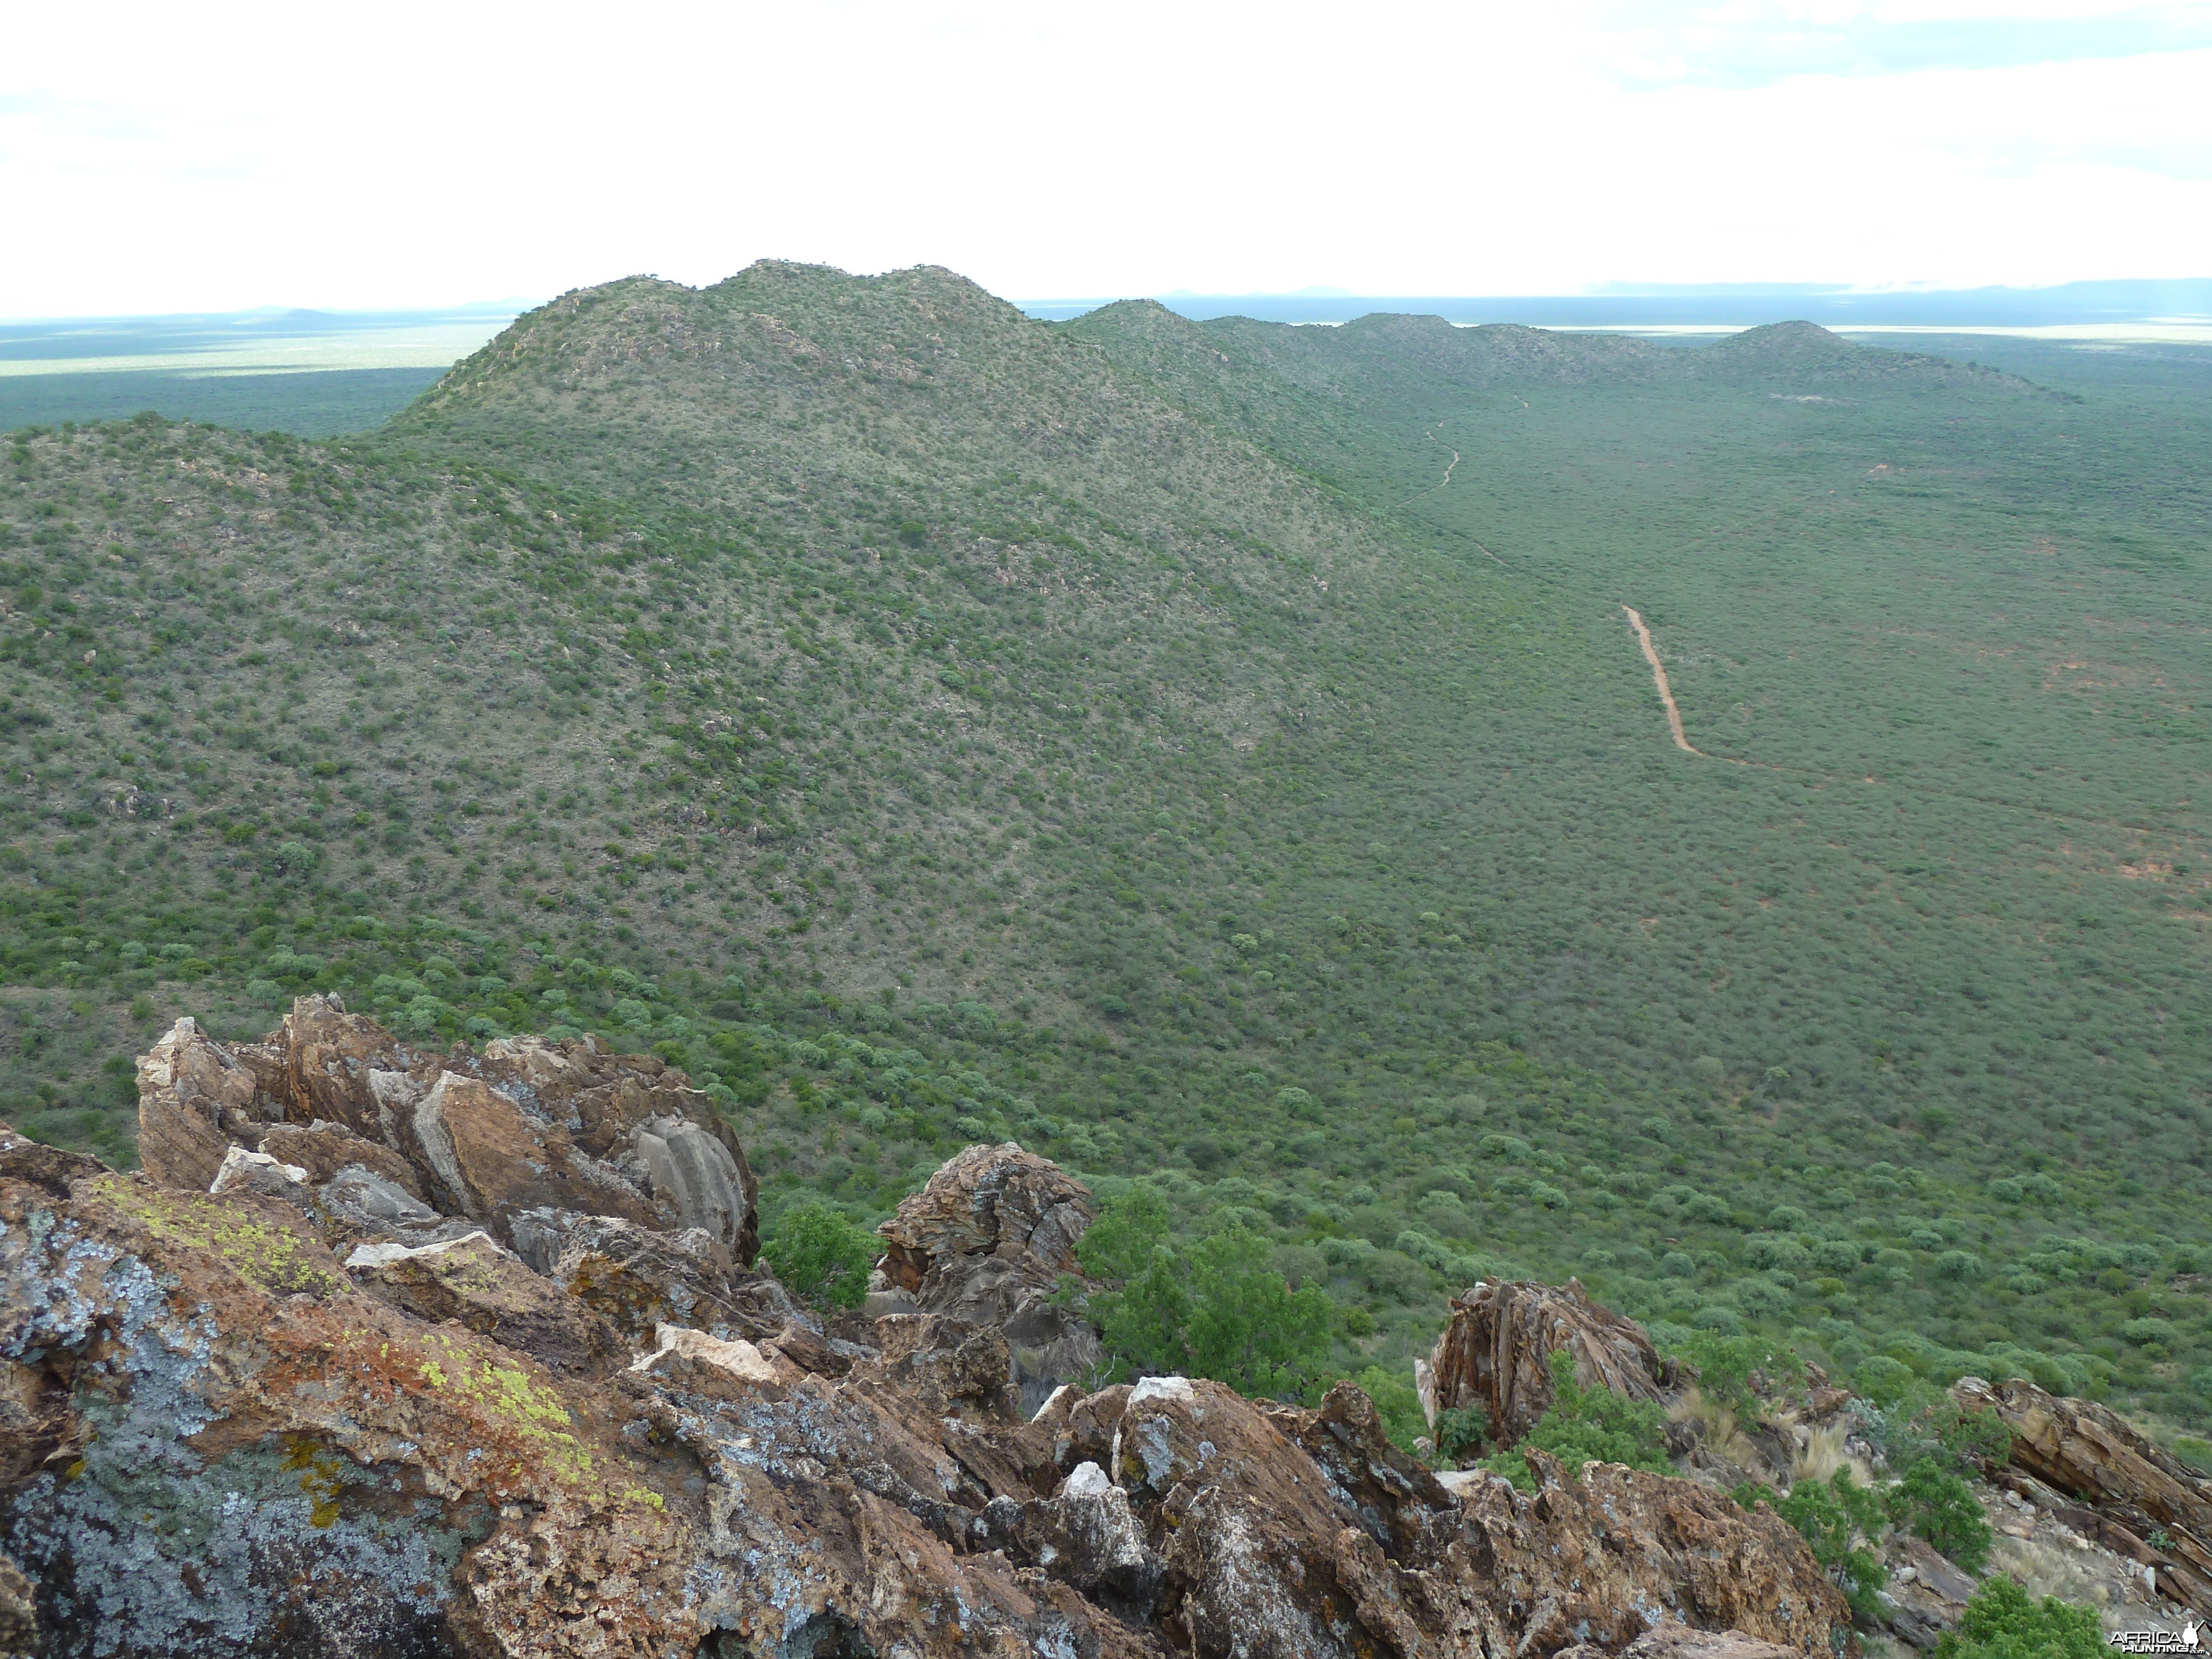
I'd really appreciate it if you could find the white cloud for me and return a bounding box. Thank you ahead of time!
[1,0,2208,315]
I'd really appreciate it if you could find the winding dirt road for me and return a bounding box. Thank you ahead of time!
[1394,426,1460,508]
[1621,605,1703,755]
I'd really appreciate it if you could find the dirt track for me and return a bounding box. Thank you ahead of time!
[1395,426,1460,507]
[1621,605,1702,755]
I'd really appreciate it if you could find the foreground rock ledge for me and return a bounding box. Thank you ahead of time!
[0,1005,1850,1657]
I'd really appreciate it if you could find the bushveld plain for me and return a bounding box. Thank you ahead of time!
[2,264,2206,1446]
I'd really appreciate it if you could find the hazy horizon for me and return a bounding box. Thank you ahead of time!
[9,2,2211,316]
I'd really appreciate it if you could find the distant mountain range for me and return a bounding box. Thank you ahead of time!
[1019,278,2212,327]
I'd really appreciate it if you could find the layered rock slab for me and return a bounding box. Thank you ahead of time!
[1954,1374,2212,1608]
[1423,1276,1679,1444]
[872,1140,1105,1412]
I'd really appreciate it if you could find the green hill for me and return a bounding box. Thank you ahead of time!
[2,268,2206,1430]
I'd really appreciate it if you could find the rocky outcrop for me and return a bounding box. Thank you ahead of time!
[872,1139,1105,1412]
[136,998,759,1266]
[0,1089,1855,1659]
[1463,1450,1850,1652]
[1423,1276,1679,1445]
[1953,1374,2212,1608]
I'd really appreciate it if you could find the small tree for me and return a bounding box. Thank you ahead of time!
[761,1203,877,1311]
[1078,1191,1332,1400]
[1735,1468,1887,1618]
[1887,1458,1992,1571]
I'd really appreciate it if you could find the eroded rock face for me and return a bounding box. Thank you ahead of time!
[875,1140,1094,1300]
[1425,1276,1679,1445]
[873,1140,1105,1412]
[7,1079,1858,1659]
[135,999,758,1270]
[1954,1374,2212,1608]
[1463,1450,1851,1653]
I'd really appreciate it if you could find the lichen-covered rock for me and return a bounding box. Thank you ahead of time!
[347,1232,627,1376]
[0,1141,695,1657]
[1425,1276,1678,1444]
[11,1088,1854,1659]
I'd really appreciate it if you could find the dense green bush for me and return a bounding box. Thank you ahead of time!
[1934,1578,2103,1659]
[1078,1190,1334,1399]
[760,1202,877,1311]
[1734,1468,1887,1618]
[1886,1458,1993,1571]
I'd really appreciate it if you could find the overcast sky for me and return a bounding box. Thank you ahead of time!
[5,0,2209,317]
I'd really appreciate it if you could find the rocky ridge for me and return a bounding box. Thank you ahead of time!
[0,1000,1871,1658]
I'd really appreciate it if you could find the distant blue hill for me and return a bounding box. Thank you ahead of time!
[1019,279,2212,328]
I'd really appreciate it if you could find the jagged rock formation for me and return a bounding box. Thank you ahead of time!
[871,1140,1105,1413]
[1421,1276,1680,1444]
[139,995,759,1269]
[1954,1374,2212,1608]
[0,1022,1856,1658]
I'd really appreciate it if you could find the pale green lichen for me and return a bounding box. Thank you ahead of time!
[420,1333,594,1486]
[90,1176,342,1298]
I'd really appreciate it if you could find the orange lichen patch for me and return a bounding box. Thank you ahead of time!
[281,1437,347,1528]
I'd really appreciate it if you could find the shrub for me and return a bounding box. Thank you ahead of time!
[1853,1355,1916,1407]
[1477,1349,1672,1491]
[1078,1192,1333,1400]
[1870,1393,2014,1477]
[1934,1250,1983,1281]
[1433,1404,1488,1465]
[1933,1578,2101,1659]
[1735,1468,1887,1618]
[1887,1458,1992,1571]
[760,1202,877,1311]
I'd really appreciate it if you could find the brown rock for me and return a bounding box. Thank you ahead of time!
[254,1120,425,1199]
[877,1140,1095,1296]
[857,1314,1021,1420]
[134,1016,263,1191]
[1464,1449,1851,1654]
[473,1034,761,1264]
[526,1211,802,1347]
[1953,1374,2212,1607]
[1426,1276,1678,1446]
[1561,1627,1807,1659]
[0,1552,34,1659]
[345,1230,627,1375]
[406,1070,661,1242]
[273,994,398,1139]
[875,1141,1104,1411]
